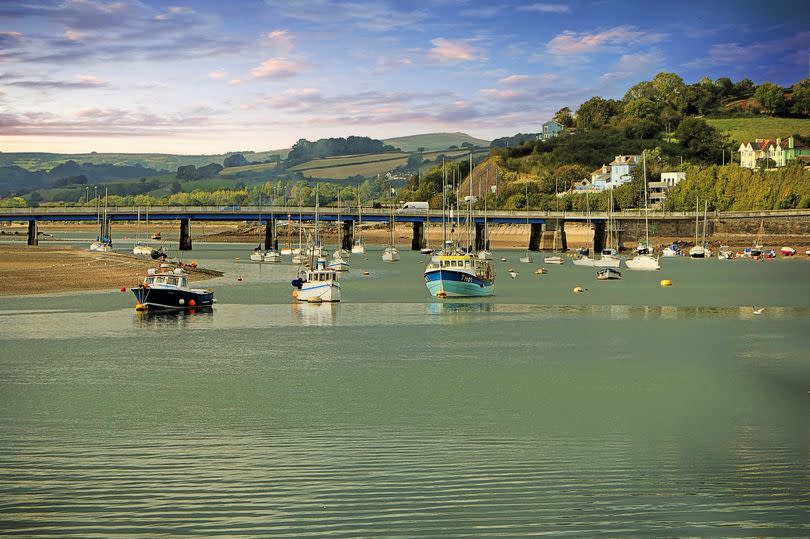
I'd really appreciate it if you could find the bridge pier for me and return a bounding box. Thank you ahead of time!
[27,220,38,246]
[179,218,192,251]
[411,221,425,251]
[475,222,489,251]
[342,221,353,250]
[264,220,278,250]
[593,222,605,253]
[538,221,566,251]
[528,223,542,251]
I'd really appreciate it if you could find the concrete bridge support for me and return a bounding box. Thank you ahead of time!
[179,218,192,251]
[27,220,38,246]
[528,223,542,251]
[411,221,425,251]
[342,221,353,250]
[474,222,489,251]
[593,222,605,253]
[264,220,278,250]
[539,220,567,251]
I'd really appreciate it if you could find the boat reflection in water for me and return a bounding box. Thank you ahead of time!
[134,306,214,327]
[427,302,494,316]
[291,301,339,326]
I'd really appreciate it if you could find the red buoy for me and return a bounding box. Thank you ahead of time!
[119,287,126,292]
[188,299,196,307]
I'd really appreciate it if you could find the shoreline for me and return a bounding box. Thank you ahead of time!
[0,244,221,297]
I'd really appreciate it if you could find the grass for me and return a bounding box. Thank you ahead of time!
[383,132,491,152]
[218,162,278,177]
[298,158,411,179]
[707,117,810,144]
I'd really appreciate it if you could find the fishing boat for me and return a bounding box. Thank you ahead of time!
[131,265,214,310]
[780,246,796,256]
[543,255,564,265]
[424,254,495,298]
[291,258,341,303]
[624,156,660,271]
[596,267,622,280]
[688,199,712,258]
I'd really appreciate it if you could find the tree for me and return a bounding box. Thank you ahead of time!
[791,78,810,116]
[170,180,182,194]
[733,78,755,98]
[553,106,574,128]
[714,77,734,98]
[575,97,619,130]
[623,98,659,121]
[674,117,724,163]
[223,153,248,168]
[754,82,786,115]
[650,72,688,111]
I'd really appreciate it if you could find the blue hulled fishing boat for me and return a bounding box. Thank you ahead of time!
[131,266,214,310]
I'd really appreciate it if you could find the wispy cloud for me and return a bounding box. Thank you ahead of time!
[268,0,429,32]
[498,74,531,85]
[208,69,228,80]
[265,30,294,52]
[518,3,569,13]
[685,32,810,69]
[547,26,666,55]
[460,6,502,18]
[4,74,109,89]
[601,49,665,81]
[428,38,484,64]
[250,58,309,80]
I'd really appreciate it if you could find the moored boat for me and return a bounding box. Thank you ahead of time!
[543,255,564,265]
[131,266,214,310]
[291,258,341,302]
[718,245,734,259]
[424,253,495,298]
[596,267,622,280]
[780,246,796,256]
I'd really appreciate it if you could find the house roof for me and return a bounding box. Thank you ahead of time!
[609,155,640,166]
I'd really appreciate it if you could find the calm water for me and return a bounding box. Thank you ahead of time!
[1,239,809,537]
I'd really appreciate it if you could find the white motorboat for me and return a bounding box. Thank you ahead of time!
[382,246,400,262]
[291,258,341,303]
[263,249,281,263]
[662,245,681,257]
[689,245,710,258]
[625,254,660,270]
[543,256,564,265]
[519,254,534,263]
[718,246,734,259]
[327,256,350,272]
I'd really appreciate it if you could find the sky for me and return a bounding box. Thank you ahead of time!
[1,0,808,154]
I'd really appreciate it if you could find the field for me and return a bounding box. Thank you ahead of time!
[384,132,490,152]
[218,162,278,177]
[707,117,810,144]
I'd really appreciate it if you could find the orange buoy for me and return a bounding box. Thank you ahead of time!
[188,299,196,307]
[119,287,126,292]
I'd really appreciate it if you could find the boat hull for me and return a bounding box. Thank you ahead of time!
[424,269,494,298]
[294,282,341,302]
[131,287,214,309]
[624,255,660,271]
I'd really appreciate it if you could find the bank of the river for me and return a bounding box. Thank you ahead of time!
[0,245,221,296]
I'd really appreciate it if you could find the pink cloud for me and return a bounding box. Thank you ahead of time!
[265,30,294,52]
[498,74,531,86]
[208,69,227,79]
[480,88,528,101]
[547,26,666,55]
[250,58,307,80]
[428,38,483,64]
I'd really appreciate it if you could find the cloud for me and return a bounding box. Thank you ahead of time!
[547,26,666,55]
[265,30,294,52]
[601,49,665,81]
[208,69,228,79]
[250,58,308,80]
[460,6,502,17]
[480,88,529,101]
[685,32,810,70]
[428,38,484,64]
[5,75,108,89]
[267,0,429,32]
[498,74,531,86]
[518,3,569,13]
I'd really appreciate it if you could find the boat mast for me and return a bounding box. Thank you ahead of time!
[468,151,473,252]
[702,199,708,248]
[694,197,699,247]
[643,153,650,250]
[442,158,447,251]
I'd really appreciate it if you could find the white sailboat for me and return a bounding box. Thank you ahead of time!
[519,183,534,263]
[688,199,711,258]
[332,192,351,261]
[478,166,493,260]
[625,155,660,271]
[382,191,400,262]
[263,196,281,263]
[250,194,266,261]
[351,185,366,254]
[574,189,620,267]
[132,206,153,255]
[89,187,112,252]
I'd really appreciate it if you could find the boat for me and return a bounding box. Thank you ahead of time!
[382,196,400,262]
[327,256,350,272]
[688,199,712,258]
[543,256,564,265]
[280,213,293,256]
[89,187,113,252]
[662,243,682,257]
[131,265,214,310]
[291,257,341,303]
[780,246,796,256]
[624,156,660,271]
[577,247,589,256]
[424,155,495,298]
[250,194,267,261]
[534,267,548,275]
[263,249,281,263]
[477,172,492,260]
[351,186,366,254]
[596,267,622,280]
[421,247,434,255]
[132,207,153,255]
[519,183,534,263]
[718,245,734,259]
[574,189,621,267]
[151,232,161,240]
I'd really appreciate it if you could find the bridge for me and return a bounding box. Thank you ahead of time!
[2,206,808,252]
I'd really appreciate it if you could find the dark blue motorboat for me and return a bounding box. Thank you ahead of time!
[131,266,214,310]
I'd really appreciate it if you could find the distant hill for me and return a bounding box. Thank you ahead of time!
[383,132,490,152]
[706,117,810,144]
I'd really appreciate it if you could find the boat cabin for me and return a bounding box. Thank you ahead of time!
[427,255,494,280]
[306,269,338,282]
[144,273,189,288]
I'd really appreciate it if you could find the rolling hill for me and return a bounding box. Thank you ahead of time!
[383,132,490,152]
[707,117,810,144]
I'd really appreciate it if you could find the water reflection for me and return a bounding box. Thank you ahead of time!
[134,307,214,328]
[427,302,494,315]
[291,302,339,326]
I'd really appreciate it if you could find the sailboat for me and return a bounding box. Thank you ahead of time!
[280,212,293,256]
[478,165,492,260]
[382,189,400,262]
[424,157,495,297]
[262,194,281,263]
[519,183,534,263]
[250,194,266,261]
[291,204,306,264]
[625,155,660,271]
[688,199,711,258]
[306,187,328,257]
[132,206,153,255]
[332,191,351,261]
[543,225,564,265]
[743,221,765,258]
[89,187,112,252]
[574,189,620,267]
[351,185,366,254]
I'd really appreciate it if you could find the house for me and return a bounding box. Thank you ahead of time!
[738,139,772,168]
[648,172,686,207]
[738,137,810,169]
[609,155,641,186]
[589,165,611,190]
[537,120,563,141]
[782,136,810,163]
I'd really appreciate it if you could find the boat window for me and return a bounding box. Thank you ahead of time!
[178,278,187,287]
[154,276,167,284]
[145,277,155,284]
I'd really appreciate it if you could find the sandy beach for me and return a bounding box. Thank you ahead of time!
[0,244,220,297]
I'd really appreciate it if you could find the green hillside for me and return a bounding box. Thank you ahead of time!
[383,132,490,152]
[707,117,810,144]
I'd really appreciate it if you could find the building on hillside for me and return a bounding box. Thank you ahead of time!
[739,139,773,168]
[588,165,611,190]
[609,155,641,186]
[739,136,810,169]
[537,120,563,141]
[648,172,686,208]
[782,136,810,163]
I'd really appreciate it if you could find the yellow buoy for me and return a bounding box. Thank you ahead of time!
[135,303,147,311]
[573,287,584,294]
[660,279,673,287]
